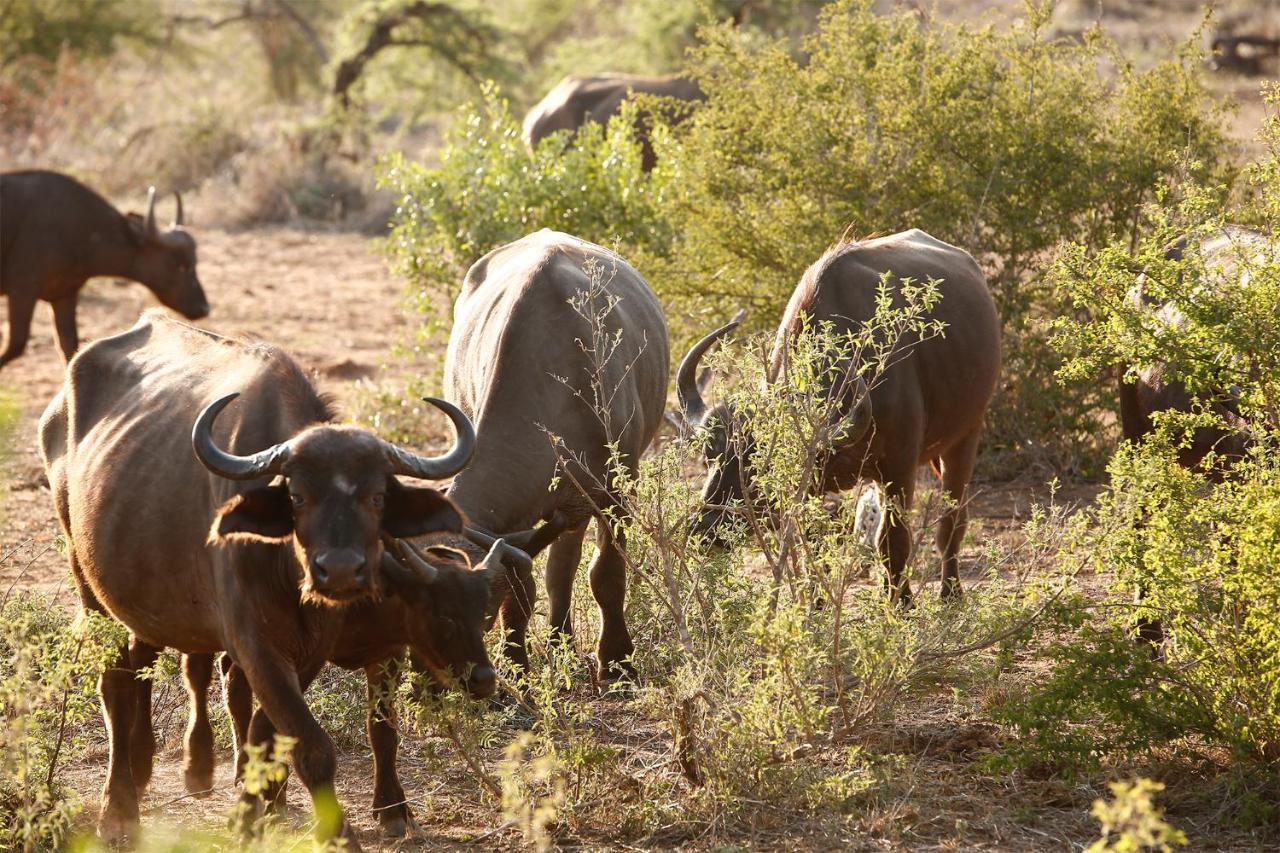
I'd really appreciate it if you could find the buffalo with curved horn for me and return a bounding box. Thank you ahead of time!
[678,229,1001,604]
[39,311,510,848]
[0,170,208,368]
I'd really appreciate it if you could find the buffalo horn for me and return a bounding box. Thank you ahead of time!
[145,186,160,241]
[393,539,439,585]
[173,191,184,227]
[382,397,475,480]
[463,526,534,574]
[476,539,506,576]
[676,317,741,428]
[192,393,292,480]
[835,388,874,448]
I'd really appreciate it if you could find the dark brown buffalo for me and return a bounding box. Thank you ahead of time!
[678,229,1002,604]
[522,73,704,170]
[39,311,501,847]
[1,170,208,367]
[445,229,670,678]
[169,522,559,839]
[1119,227,1265,470]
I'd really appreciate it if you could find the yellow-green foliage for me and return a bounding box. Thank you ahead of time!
[0,598,125,851]
[384,0,1226,469]
[667,0,1225,465]
[0,0,161,69]
[1087,779,1187,853]
[995,85,1280,816]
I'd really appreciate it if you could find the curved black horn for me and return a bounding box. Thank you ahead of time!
[145,186,160,240]
[677,318,740,427]
[393,539,439,585]
[192,393,292,480]
[463,526,534,574]
[382,397,475,480]
[173,190,184,227]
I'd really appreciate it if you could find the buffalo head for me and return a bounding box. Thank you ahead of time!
[127,187,209,320]
[677,319,872,543]
[380,538,517,699]
[193,394,473,604]
[675,319,753,541]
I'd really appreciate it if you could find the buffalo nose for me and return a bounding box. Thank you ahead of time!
[467,664,496,699]
[312,549,368,595]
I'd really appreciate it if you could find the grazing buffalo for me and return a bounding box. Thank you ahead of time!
[445,229,670,679]
[678,229,1001,604]
[0,170,208,368]
[39,311,497,847]
[1119,226,1267,471]
[522,73,704,170]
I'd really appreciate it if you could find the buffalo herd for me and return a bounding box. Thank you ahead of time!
[0,74,1249,846]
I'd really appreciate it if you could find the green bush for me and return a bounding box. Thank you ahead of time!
[384,0,1226,471]
[0,595,124,851]
[665,0,1226,468]
[381,82,674,332]
[995,85,1280,821]
[0,0,161,70]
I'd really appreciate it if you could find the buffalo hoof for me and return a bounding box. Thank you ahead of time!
[591,655,637,695]
[337,818,364,851]
[183,764,215,797]
[97,805,139,847]
[380,809,424,840]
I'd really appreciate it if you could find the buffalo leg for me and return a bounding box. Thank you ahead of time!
[237,655,357,848]
[935,428,981,600]
[366,660,418,838]
[876,462,918,607]
[221,654,254,781]
[182,653,217,794]
[500,547,539,673]
[51,293,79,362]
[127,638,160,797]
[590,522,634,680]
[0,290,37,368]
[546,523,587,641]
[98,641,143,843]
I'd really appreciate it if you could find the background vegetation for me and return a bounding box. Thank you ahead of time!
[2,0,1280,849]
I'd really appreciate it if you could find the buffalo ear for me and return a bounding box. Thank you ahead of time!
[212,485,293,542]
[124,213,148,247]
[383,480,465,538]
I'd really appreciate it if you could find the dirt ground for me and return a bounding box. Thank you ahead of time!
[0,227,414,599]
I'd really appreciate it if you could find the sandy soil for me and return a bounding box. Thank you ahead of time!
[0,227,411,600]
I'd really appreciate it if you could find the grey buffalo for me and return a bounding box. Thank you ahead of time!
[522,73,704,170]
[445,229,670,679]
[678,229,1002,604]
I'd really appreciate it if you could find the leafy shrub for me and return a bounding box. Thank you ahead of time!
[384,0,1226,471]
[1087,778,1187,853]
[995,85,1280,822]
[664,0,1226,468]
[0,0,161,69]
[381,82,674,325]
[0,595,124,851]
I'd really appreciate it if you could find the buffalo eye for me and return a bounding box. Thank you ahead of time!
[290,493,306,509]
[370,493,385,509]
